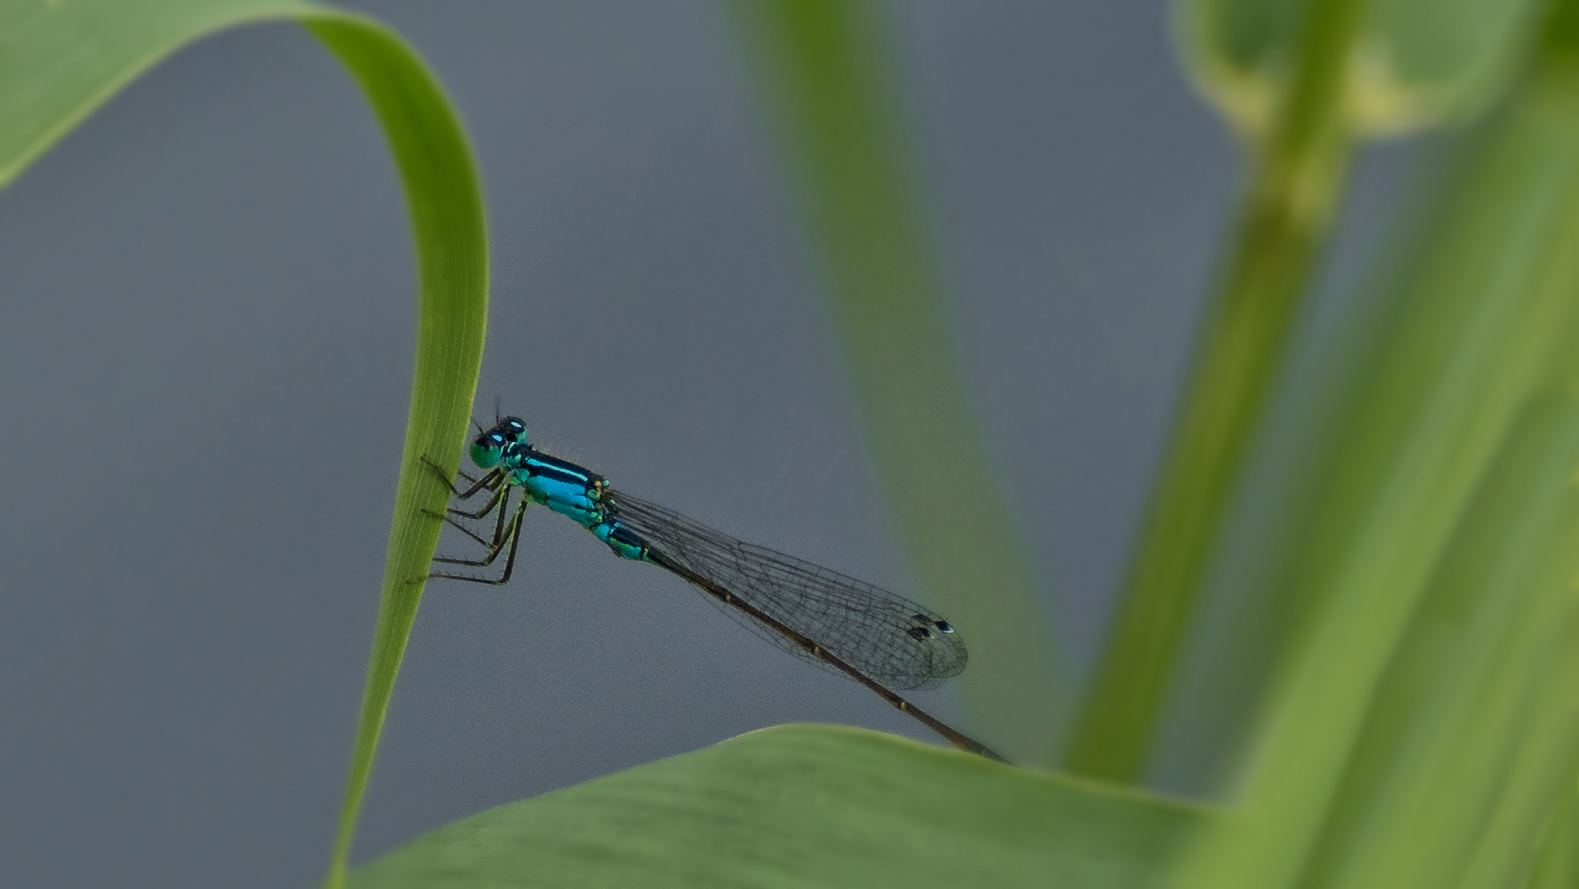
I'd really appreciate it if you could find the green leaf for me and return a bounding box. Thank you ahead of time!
[1176,0,1547,137]
[0,3,489,885]
[1172,32,1579,883]
[724,0,1066,766]
[1176,396,1579,889]
[350,725,1206,889]
[0,0,314,184]
[1155,1,1579,796]
[1531,789,1579,889]
[1296,392,1579,889]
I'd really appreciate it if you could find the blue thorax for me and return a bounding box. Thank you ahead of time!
[491,438,647,561]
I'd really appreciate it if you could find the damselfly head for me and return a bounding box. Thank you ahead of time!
[497,416,528,443]
[469,416,529,469]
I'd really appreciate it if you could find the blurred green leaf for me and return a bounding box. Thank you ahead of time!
[725,0,1064,763]
[351,725,1206,889]
[0,0,309,184]
[1156,4,1579,796]
[1173,24,1579,882]
[1531,789,1579,889]
[0,3,489,885]
[1177,0,1546,137]
[1298,392,1579,889]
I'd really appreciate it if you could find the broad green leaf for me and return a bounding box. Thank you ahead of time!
[1177,0,1546,137]
[0,3,489,885]
[725,1,1064,763]
[351,725,1206,889]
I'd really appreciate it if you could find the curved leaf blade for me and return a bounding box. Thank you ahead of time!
[299,16,489,887]
[0,0,309,184]
[0,3,489,884]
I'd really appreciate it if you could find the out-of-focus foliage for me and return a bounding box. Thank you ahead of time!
[1066,0,1371,780]
[1162,1,1579,886]
[1178,0,1546,138]
[727,0,1067,764]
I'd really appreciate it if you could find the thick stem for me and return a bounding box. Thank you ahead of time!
[1063,0,1367,780]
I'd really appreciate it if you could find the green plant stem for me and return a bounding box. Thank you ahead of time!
[1064,0,1367,781]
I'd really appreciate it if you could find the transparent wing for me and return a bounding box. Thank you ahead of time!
[605,491,967,690]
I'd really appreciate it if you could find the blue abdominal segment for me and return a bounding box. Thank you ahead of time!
[593,520,649,561]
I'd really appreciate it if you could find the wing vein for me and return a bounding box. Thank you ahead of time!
[606,491,967,690]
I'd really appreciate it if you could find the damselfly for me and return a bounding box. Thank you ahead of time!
[426,416,1005,763]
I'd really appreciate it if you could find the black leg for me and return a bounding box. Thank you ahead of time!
[447,482,509,521]
[428,486,514,550]
[479,485,513,545]
[428,499,527,585]
[421,457,501,500]
[433,505,516,566]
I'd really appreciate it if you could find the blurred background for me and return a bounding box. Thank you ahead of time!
[0,2,1408,887]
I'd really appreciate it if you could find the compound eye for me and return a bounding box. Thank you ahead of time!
[469,433,506,469]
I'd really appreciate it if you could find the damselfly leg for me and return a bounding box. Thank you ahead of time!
[427,495,528,585]
[422,457,504,503]
[422,457,528,585]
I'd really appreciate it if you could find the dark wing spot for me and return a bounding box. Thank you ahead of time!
[907,625,933,641]
[934,620,954,634]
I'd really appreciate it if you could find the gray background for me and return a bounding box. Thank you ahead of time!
[0,2,1403,886]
